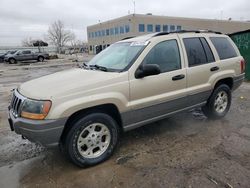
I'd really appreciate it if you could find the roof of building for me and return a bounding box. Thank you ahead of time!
[88,13,250,28]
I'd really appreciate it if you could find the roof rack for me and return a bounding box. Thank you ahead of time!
[154,30,222,37]
[121,36,135,40]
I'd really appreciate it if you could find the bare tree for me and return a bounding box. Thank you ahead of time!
[47,20,75,53]
[22,37,33,47]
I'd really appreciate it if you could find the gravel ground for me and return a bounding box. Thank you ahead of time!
[0,57,250,188]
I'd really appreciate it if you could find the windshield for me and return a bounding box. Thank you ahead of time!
[87,42,146,72]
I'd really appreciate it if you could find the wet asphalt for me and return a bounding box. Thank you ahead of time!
[0,58,250,188]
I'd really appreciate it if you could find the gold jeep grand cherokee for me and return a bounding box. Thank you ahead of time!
[8,30,245,167]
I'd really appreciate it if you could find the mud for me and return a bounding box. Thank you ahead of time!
[0,58,250,188]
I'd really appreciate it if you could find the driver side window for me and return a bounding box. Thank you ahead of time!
[143,40,181,73]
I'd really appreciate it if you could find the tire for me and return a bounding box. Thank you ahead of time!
[202,84,231,119]
[9,58,16,64]
[62,113,119,167]
[38,56,44,62]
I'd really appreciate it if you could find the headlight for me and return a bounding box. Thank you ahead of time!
[21,99,52,120]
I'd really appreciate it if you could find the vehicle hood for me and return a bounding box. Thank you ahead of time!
[4,54,14,58]
[18,68,125,100]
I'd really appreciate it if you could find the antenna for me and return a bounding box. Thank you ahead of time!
[133,0,135,14]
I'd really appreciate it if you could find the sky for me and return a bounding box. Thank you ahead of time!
[0,0,249,46]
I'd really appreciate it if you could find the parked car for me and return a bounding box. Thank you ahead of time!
[8,30,245,167]
[4,50,49,64]
[0,50,17,62]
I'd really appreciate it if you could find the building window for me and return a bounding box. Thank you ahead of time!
[106,29,109,36]
[120,26,124,34]
[147,24,153,32]
[110,28,114,35]
[88,33,91,38]
[101,30,105,36]
[176,26,182,31]
[125,25,130,33]
[170,25,175,32]
[95,31,98,37]
[115,27,119,35]
[163,25,168,32]
[155,25,161,32]
[139,24,145,32]
[98,31,101,37]
[91,32,94,38]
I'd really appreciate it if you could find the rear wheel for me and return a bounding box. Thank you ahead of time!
[62,113,119,167]
[202,84,231,119]
[38,56,44,62]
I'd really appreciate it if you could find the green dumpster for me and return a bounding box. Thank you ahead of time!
[229,29,250,80]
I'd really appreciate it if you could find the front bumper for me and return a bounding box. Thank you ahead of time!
[8,111,67,147]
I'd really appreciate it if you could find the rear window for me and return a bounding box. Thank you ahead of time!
[210,37,238,60]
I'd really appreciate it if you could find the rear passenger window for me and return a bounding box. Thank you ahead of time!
[210,37,237,60]
[143,40,181,73]
[22,50,31,54]
[200,38,215,63]
[183,37,214,67]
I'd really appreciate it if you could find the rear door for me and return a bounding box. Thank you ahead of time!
[21,50,32,61]
[179,34,217,106]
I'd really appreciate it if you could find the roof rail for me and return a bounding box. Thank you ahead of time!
[153,30,222,37]
[121,36,135,40]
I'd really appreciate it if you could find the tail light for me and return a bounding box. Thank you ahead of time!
[240,59,246,74]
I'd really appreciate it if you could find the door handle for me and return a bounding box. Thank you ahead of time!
[210,66,219,72]
[172,74,185,81]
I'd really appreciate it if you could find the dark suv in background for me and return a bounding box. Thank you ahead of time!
[0,50,17,62]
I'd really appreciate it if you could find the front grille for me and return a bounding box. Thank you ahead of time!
[9,90,26,117]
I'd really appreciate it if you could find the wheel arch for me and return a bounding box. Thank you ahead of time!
[8,57,16,62]
[60,103,123,142]
[213,77,233,90]
[38,55,44,60]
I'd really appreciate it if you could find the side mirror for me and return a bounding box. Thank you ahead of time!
[135,64,161,79]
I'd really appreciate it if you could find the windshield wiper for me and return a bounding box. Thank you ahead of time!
[79,62,89,69]
[89,64,108,72]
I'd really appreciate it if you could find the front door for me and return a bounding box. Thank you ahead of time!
[126,37,187,127]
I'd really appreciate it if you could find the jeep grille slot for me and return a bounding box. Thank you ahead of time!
[10,91,24,117]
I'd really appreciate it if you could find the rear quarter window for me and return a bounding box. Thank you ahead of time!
[210,37,238,60]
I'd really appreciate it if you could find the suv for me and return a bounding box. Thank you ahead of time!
[8,31,245,167]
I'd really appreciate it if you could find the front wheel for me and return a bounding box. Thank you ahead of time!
[62,113,119,167]
[202,84,231,119]
[9,58,16,64]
